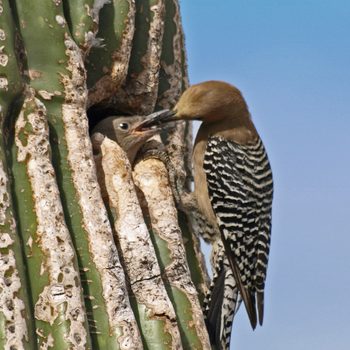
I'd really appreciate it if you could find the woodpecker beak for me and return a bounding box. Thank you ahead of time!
[134,109,177,131]
[129,126,159,138]
[129,111,172,143]
[129,121,160,141]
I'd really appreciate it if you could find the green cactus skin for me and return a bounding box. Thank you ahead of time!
[11,1,138,348]
[86,0,135,106]
[0,1,35,348]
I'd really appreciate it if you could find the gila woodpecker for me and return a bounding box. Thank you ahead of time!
[137,81,274,350]
[91,113,165,164]
[91,112,169,203]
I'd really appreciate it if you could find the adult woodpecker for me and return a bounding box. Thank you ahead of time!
[137,81,274,349]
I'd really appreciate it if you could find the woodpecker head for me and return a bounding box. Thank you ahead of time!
[135,81,249,130]
[91,112,163,163]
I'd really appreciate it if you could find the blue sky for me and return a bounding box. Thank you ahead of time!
[180,1,350,349]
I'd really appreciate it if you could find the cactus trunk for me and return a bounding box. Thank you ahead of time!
[0,1,211,349]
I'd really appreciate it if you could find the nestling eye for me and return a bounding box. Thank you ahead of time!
[118,122,129,130]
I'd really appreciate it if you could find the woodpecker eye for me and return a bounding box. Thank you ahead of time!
[118,122,129,130]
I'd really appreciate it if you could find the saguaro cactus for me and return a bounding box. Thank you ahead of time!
[0,1,210,349]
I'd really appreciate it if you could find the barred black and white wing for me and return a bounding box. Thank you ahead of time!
[203,136,273,328]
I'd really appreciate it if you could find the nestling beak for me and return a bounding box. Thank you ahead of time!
[133,109,177,131]
[128,122,160,141]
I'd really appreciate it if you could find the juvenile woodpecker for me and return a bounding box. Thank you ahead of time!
[91,114,162,164]
[91,113,168,204]
[137,81,274,349]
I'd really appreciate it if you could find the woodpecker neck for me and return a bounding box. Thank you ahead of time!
[126,146,139,165]
[196,111,258,146]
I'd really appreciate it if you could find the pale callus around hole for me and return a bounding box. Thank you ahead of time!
[61,36,141,347]
[100,137,181,349]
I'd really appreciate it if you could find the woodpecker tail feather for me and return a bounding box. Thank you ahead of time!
[204,243,241,350]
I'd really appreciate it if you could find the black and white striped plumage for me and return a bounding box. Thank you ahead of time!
[203,136,273,333]
[204,239,242,349]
